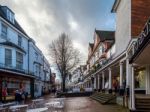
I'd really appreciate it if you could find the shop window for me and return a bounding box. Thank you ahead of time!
[135,68,146,89]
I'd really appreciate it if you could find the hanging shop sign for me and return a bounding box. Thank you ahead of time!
[134,18,150,52]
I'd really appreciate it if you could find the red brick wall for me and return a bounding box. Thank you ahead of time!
[131,0,150,37]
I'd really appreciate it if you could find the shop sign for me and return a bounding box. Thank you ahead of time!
[134,18,150,51]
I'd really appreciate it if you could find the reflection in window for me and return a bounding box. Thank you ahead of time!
[5,49,12,67]
[16,51,23,70]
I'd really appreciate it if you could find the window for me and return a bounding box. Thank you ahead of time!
[5,49,12,67]
[35,52,38,60]
[95,51,99,60]
[1,24,7,38]
[99,44,105,56]
[35,64,40,76]
[16,51,23,70]
[7,9,14,23]
[18,35,22,47]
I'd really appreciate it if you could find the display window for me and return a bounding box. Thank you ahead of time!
[1,77,31,96]
[135,67,146,89]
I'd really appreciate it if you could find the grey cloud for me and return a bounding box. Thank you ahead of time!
[0,0,115,65]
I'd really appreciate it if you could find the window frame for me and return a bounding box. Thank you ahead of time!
[16,51,23,70]
[7,9,14,24]
[18,35,22,47]
[5,48,12,67]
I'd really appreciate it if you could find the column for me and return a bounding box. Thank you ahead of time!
[120,62,123,88]
[126,57,132,109]
[94,76,96,90]
[108,68,112,93]
[126,58,129,87]
[146,65,150,94]
[86,81,88,88]
[98,74,100,91]
[102,72,105,89]
[91,80,92,88]
[131,65,135,110]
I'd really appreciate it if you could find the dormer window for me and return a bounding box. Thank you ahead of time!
[7,9,15,24]
[1,6,15,24]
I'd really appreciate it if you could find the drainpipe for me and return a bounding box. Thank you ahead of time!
[28,40,29,74]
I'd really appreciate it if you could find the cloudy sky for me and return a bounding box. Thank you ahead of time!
[0,0,115,74]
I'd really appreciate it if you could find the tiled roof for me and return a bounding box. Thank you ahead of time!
[95,30,115,42]
[0,5,28,37]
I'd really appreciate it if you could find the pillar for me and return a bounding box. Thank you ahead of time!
[108,68,112,93]
[126,57,132,109]
[102,72,105,90]
[131,65,135,110]
[120,62,123,88]
[91,80,93,88]
[86,81,88,88]
[98,74,100,91]
[146,65,150,94]
[94,76,96,90]
[126,58,129,87]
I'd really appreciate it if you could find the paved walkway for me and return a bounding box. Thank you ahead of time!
[24,95,129,112]
[64,97,129,112]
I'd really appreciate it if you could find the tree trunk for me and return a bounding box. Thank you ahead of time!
[62,76,66,92]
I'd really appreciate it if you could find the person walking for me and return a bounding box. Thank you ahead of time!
[2,87,7,103]
[113,79,119,94]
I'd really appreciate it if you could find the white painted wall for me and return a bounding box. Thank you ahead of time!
[0,19,29,71]
[0,15,51,79]
[115,0,131,56]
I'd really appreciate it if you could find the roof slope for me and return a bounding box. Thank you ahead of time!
[95,30,115,42]
[0,6,28,37]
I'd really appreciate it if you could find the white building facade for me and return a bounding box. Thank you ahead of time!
[0,5,51,101]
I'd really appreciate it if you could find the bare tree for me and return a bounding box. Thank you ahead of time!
[49,33,80,92]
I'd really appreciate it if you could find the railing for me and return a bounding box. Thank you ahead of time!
[83,56,113,80]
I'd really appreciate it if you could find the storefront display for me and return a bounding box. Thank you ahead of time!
[135,67,146,89]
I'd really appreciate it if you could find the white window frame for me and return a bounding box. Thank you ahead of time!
[16,51,23,70]
[18,35,22,47]
[5,48,12,67]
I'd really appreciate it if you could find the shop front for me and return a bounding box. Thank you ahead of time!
[0,70,34,102]
[134,67,146,94]
[129,17,150,110]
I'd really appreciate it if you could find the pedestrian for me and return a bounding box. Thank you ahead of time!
[20,89,25,104]
[2,87,7,103]
[15,90,21,104]
[113,78,119,93]
[22,90,28,103]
